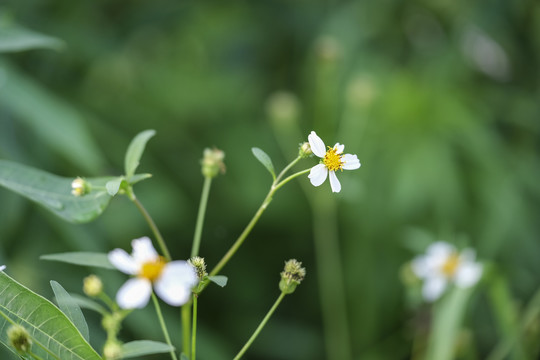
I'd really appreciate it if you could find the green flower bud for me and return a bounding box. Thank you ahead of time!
[7,324,32,353]
[103,340,123,360]
[71,177,90,196]
[188,256,208,280]
[102,313,122,335]
[83,274,103,297]
[201,148,226,178]
[298,142,312,158]
[279,259,306,294]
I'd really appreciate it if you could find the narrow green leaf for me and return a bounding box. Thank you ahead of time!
[50,281,89,342]
[124,130,156,178]
[209,275,228,288]
[128,173,152,185]
[106,177,124,196]
[251,147,275,180]
[0,160,114,223]
[40,252,114,269]
[68,294,107,315]
[121,340,175,358]
[0,272,102,360]
[0,24,65,53]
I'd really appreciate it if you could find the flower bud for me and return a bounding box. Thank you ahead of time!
[188,256,207,280]
[298,142,312,158]
[83,274,103,297]
[103,340,123,360]
[201,148,226,178]
[279,259,306,294]
[7,324,32,353]
[71,177,90,196]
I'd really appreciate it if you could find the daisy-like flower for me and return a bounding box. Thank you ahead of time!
[411,241,483,302]
[307,131,361,193]
[108,237,198,309]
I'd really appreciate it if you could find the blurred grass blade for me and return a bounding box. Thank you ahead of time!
[0,24,64,53]
[0,160,114,223]
[0,60,106,173]
[121,340,175,358]
[40,252,114,269]
[425,287,473,360]
[251,147,275,180]
[50,281,90,342]
[124,129,156,178]
[0,272,101,360]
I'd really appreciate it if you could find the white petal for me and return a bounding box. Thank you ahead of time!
[342,154,361,170]
[116,278,152,309]
[329,171,341,193]
[0,265,5,271]
[154,261,198,306]
[454,262,483,288]
[423,276,447,302]
[131,237,159,265]
[333,143,344,154]
[108,249,138,275]
[308,164,328,187]
[308,131,326,158]
[425,242,455,270]
[411,256,429,279]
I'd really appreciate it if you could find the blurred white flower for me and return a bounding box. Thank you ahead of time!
[108,237,198,309]
[307,131,361,193]
[412,241,483,302]
[0,265,5,271]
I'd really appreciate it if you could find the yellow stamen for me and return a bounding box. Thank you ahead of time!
[441,253,460,277]
[139,257,166,282]
[323,147,344,171]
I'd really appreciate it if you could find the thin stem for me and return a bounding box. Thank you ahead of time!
[191,295,198,360]
[129,191,172,261]
[233,292,287,360]
[275,156,302,183]
[181,303,191,359]
[191,176,212,258]
[273,168,310,192]
[152,292,178,360]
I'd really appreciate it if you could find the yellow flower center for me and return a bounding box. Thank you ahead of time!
[139,257,166,282]
[323,147,344,172]
[441,253,460,277]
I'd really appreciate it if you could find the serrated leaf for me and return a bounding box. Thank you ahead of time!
[50,281,89,342]
[106,177,124,196]
[40,252,114,269]
[251,147,275,180]
[209,275,228,288]
[0,160,114,223]
[121,340,175,358]
[124,130,156,178]
[0,272,102,360]
[0,24,64,53]
[68,294,107,315]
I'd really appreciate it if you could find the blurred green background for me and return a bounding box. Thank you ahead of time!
[1,0,540,359]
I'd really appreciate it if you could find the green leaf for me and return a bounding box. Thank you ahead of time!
[208,275,228,288]
[180,353,190,360]
[50,281,89,342]
[0,24,65,53]
[121,340,175,358]
[0,272,102,360]
[0,160,114,223]
[251,147,275,180]
[40,252,114,269]
[106,177,124,196]
[425,287,473,360]
[128,173,153,185]
[67,294,107,316]
[124,130,156,178]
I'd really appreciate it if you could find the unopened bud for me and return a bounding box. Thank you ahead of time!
[71,177,90,196]
[7,325,32,353]
[298,142,312,158]
[279,259,306,294]
[201,148,226,178]
[83,275,103,297]
[103,340,123,360]
[188,256,207,280]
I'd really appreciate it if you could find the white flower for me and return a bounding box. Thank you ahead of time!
[307,131,361,193]
[108,237,198,309]
[0,265,5,271]
[411,241,483,302]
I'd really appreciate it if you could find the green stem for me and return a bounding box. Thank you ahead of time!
[191,295,198,360]
[275,156,302,183]
[28,350,46,360]
[129,190,172,261]
[152,292,178,360]
[181,303,192,358]
[233,292,287,360]
[191,176,212,258]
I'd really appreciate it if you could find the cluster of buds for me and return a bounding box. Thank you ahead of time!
[201,148,226,178]
[7,324,32,354]
[189,256,208,280]
[279,259,306,294]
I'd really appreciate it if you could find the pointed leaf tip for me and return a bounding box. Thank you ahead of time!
[251,147,275,180]
[125,130,156,178]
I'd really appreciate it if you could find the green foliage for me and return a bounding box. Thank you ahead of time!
[0,273,101,360]
[124,130,156,179]
[50,281,90,342]
[121,340,175,358]
[251,148,276,180]
[0,23,64,53]
[40,252,114,269]
[208,275,228,288]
